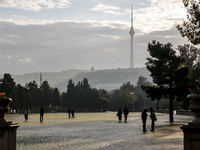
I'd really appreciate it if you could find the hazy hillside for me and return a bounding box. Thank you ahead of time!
[11,69,90,87]
[8,68,151,92]
[55,67,152,92]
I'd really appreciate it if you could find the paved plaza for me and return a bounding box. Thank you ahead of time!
[6,112,193,150]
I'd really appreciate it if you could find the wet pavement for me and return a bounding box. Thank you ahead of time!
[6,112,193,150]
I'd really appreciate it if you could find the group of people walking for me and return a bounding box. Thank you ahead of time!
[117,106,129,123]
[117,106,157,132]
[23,107,45,122]
[23,105,156,132]
[23,106,75,122]
[68,107,75,119]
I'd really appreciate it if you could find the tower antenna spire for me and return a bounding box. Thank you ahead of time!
[129,4,135,68]
[131,4,133,28]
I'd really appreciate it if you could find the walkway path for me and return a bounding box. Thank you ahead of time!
[6,112,193,150]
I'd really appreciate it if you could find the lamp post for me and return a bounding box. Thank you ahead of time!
[130,92,134,111]
[169,49,174,122]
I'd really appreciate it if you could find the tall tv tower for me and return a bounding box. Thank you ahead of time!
[129,4,135,68]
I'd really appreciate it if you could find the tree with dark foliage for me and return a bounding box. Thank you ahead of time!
[142,41,190,122]
[176,0,200,45]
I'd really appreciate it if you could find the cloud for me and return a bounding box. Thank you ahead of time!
[56,0,71,8]
[0,21,129,73]
[6,34,20,38]
[90,4,121,15]
[0,0,71,11]
[6,55,12,59]
[0,0,192,74]
[148,0,159,4]
[132,0,187,33]
[0,0,187,34]
[0,37,16,45]
[98,34,122,39]
[12,15,27,19]
[103,48,117,52]
[0,19,191,75]
[0,0,16,8]
[0,19,130,30]
[17,57,34,64]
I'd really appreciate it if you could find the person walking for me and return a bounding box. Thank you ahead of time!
[24,108,29,121]
[71,108,75,118]
[23,108,25,118]
[117,108,123,123]
[68,107,71,119]
[149,107,157,131]
[123,106,129,122]
[141,109,148,132]
[40,107,44,122]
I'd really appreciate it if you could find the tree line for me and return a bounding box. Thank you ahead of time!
[61,78,109,112]
[0,74,110,112]
[0,73,172,113]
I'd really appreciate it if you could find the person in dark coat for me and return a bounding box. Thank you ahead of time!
[68,107,71,119]
[24,108,29,121]
[117,108,123,123]
[149,107,157,131]
[141,109,148,132]
[71,108,75,118]
[40,107,44,122]
[123,106,129,122]
[23,108,25,119]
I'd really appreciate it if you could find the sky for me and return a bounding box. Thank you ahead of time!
[0,0,192,75]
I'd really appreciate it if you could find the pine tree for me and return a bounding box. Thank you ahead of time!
[142,41,190,122]
[176,0,200,45]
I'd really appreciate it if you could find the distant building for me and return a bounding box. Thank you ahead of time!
[91,67,95,72]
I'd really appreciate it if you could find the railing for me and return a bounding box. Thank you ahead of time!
[176,109,194,116]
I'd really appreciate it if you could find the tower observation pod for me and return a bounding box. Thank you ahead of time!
[129,4,135,68]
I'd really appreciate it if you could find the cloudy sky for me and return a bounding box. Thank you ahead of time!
[0,0,191,75]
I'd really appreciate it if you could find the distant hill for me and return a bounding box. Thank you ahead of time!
[11,69,90,87]
[9,68,151,92]
[55,67,152,92]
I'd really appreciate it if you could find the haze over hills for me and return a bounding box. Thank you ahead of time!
[11,69,90,88]
[8,67,151,92]
[69,67,151,91]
